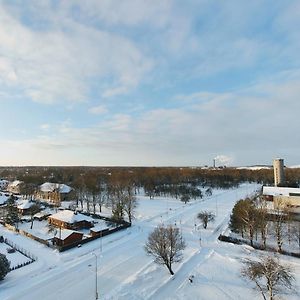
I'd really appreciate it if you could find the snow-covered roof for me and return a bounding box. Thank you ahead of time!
[17,200,34,210]
[55,229,83,240]
[90,224,109,233]
[40,182,72,194]
[263,186,300,197]
[237,166,272,170]
[34,212,46,218]
[290,165,300,169]
[34,208,52,219]
[0,194,8,205]
[9,180,23,187]
[49,210,94,224]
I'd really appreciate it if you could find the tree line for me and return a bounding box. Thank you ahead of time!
[229,196,300,253]
[2,166,300,191]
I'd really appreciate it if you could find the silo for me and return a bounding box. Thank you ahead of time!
[273,158,285,186]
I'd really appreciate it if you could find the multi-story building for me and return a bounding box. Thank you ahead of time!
[273,158,285,186]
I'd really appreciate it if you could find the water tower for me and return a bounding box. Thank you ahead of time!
[273,158,285,186]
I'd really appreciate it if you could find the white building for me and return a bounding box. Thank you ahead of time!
[262,186,300,214]
[36,182,74,204]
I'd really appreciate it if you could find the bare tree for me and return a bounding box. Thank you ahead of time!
[241,255,295,300]
[123,191,137,224]
[197,211,215,229]
[145,224,186,275]
[272,200,287,252]
[205,187,212,197]
[238,198,260,247]
[291,222,300,252]
[256,197,269,249]
[180,194,190,204]
[28,203,41,229]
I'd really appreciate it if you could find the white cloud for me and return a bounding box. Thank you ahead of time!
[0,4,153,104]
[61,0,172,27]
[40,124,50,131]
[88,105,108,115]
[214,155,233,166]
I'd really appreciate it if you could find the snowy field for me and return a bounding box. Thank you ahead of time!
[0,242,31,269]
[0,183,299,300]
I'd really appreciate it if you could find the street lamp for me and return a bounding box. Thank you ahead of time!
[91,253,98,300]
[199,228,202,247]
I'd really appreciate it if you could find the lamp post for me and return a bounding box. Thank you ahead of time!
[92,253,98,300]
[199,228,202,247]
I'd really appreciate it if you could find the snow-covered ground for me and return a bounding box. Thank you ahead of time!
[0,242,31,269]
[0,183,299,300]
[17,216,120,243]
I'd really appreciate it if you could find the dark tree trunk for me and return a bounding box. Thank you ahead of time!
[167,264,174,275]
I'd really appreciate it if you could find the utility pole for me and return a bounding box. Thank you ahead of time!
[92,253,98,300]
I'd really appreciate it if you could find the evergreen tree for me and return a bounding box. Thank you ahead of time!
[5,196,20,227]
[0,253,10,280]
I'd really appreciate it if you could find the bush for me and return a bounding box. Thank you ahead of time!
[7,248,16,254]
[0,253,10,280]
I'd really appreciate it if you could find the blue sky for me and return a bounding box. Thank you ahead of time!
[0,0,299,166]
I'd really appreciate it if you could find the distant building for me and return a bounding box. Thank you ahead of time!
[262,186,300,214]
[7,180,24,194]
[36,182,74,205]
[273,158,285,186]
[17,200,35,215]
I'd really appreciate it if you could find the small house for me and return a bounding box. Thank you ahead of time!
[53,229,83,247]
[90,226,109,237]
[48,210,94,230]
[17,200,35,215]
[36,182,74,205]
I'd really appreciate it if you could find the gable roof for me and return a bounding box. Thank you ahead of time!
[40,182,72,194]
[55,229,83,240]
[17,200,34,210]
[9,180,23,187]
[49,210,93,224]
